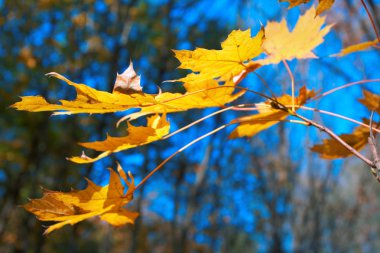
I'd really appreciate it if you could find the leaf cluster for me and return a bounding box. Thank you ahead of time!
[11,2,380,234]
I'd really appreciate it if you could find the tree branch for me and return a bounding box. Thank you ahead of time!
[368,111,380,182]
[293,112,374,168]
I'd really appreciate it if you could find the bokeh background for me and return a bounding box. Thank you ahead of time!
[1,0,380,252]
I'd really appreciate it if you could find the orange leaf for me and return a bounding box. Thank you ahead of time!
[258,7,332,65]
[358,89,380,114]
[279,0,335,16]
[315,0,335,16]
[229,87,316,139]
[173,28,264,83]
[229,109,289,139]
[310,124,370,159]
[279,0,309,8]
[23,165,138,234]
[333,39,379,57]
[68,114,170,164]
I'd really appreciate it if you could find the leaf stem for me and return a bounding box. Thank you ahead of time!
[282,60,295,112]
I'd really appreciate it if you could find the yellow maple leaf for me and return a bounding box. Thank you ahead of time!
[333,39,379,57]
[258,7,332,65]
[229,87,316,139]
[279,0,335,16]
[310,124,370,159]
[12,72,244,120]
[69,114,170,164]
[173,28,264,83]
[358,89,380,114]
[23,165,138,235]
[119,79,245,122]
[11,72,157,115]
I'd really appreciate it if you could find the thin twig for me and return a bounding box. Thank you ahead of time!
[135,124,231,191]
[288,119,310,126]
[312,79,380,100]
[231,105,258,111]
[253,72,278,99]
[228,103,380,134]
[360,0,380,43]
[293,112,374,167]
[162,106,233,140]
[299,105,380,134]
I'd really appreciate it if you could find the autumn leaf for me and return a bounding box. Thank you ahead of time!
[310,123,371,159]
[229,87,316,139]
[279,0,309,8]
[258,7,332,65]
[113,60,142,94]
[173,28,264,83]
[315,0,335,16]
[358,89,380,114]
[68,114,170,164]
[118,79,245,122]
[23,165,138,235]
[279,0,335,16]
[11,72,157,115]
[19,47,37,69]
[11,72,243,119]
[333,39,379,57]
[229,107,289,139]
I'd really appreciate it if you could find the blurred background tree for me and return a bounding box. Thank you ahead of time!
[1,0,380,252]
